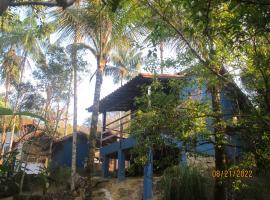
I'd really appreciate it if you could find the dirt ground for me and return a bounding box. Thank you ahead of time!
[0,177,162,200]
[92,177,162,200]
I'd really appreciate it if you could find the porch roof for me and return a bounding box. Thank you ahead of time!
[86,73,183,113]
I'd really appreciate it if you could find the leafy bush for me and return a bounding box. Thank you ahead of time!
[49,166,71,186]
[159,165,210,200]
[0,151,20,197]
[234,174,270,200]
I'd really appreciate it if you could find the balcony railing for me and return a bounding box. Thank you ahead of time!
[100,112,134,148]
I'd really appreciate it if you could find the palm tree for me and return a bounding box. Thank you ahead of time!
[0,15,51,65]
[0,15,52,155]
[71,27,80,191]
[54,1,140,196]
[0,49,20,157]
[63,73,72,137]
[105,46,142,86]
[51,1,83,190]
[78,0,135,175]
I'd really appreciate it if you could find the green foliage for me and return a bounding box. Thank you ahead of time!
[234,174,270,200]
[130,77,211,163]
[135,0,270,177]
[159,165,209,200]
[49,166,71,187]
[0,107,47,122]
[105,46,143,84]
[0,150,20,197]
[34,45,73,102]
[0,14,53,66]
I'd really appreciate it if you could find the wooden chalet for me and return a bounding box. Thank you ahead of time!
[86,72,249,200]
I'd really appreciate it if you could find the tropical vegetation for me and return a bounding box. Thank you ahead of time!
[0,0,270,200]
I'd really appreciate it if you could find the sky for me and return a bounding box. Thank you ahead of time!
[59,44,177,125]
[0,47,178,126]
[75,66,120,125]
[0,47,120,125]
[0,14,177,126]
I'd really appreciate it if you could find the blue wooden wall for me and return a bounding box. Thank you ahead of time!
[180,80,241,159]
[51,133,89,169]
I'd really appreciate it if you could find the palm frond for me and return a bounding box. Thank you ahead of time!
[0,107,47,122]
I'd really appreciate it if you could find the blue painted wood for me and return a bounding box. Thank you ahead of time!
[102,155,109,178]
[121,137,137,149]
[181,149,187,163]
[99,138,136,181]
[143,147,153,200]
[220,91,234,121]
[100,138,137,157]
[195,140,215,156]
[100,141,120,156]
[118,149,125,181]
[52,134,88,169]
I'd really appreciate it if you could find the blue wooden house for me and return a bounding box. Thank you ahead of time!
[51,132,89,169]
[86,73,250,200]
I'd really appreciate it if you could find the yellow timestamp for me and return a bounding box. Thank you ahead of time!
[212,169,253,178]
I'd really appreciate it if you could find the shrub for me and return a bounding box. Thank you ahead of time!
[159,165,209,200]
[49,166,71,186]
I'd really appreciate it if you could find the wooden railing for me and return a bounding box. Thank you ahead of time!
[100,112,135,148]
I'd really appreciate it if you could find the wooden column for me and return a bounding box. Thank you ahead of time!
[102,112,107,132]
[143,86,153,200]
[143,147,153,200]
[102,155,109,178]
[117,149,125,181]
[101,112,106,149]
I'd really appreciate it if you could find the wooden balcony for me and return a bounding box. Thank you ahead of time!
[100,112,134,148]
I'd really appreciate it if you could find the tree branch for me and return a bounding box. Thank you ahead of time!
[141,0,231,83]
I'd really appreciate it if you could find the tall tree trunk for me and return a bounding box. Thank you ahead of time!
[160,41,164,74]
[87,58,103,198]
[19,152,29,194]
[88,66,103,169]
[211,84,226,200]
[64,76,72,136]
[0,74,10,159]
[87,7,112,198]
[71,42,78,191]
[119,74,123,138]
[8,51,28,153]
[48,102,62,163]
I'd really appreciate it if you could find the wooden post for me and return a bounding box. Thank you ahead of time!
[102,112,106,132]
[101,112,106,148]
[102,155,109,178]
[143,147,153,200]
[143,86,153,200]
[117,149,125,181]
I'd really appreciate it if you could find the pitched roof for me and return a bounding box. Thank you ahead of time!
[86,73,184,113]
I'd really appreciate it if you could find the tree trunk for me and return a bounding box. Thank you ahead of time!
[0,75,10,159]
[48,102,62,163]
[211,84,226,200]
[64,76,72,136]
[71,43,78,191]
[160,41,164,74]
[87,59,103,198]
[119,75,123,138]
[8,51,27,153]
[88,66,103,169]
[19,153,29,194]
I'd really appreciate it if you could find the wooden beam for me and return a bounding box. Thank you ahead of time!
[102,112,106,132]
